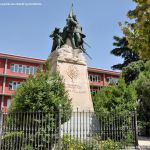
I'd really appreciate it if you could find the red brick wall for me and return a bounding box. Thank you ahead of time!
[3,96,11,112]
[0,77,3,93]
[0,58,5,74]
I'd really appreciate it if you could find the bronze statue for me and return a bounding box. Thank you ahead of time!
[50,28,63,52]
[50,5,92,59]
[63,5,86,50]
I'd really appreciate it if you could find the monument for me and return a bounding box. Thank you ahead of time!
[49,5,94,112]
[48,5,99,140]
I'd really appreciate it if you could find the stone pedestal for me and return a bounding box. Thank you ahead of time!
[49,41,97,139]
[49,43,94,112]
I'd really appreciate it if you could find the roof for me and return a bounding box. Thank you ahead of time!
[0,53,46,64]
[88,67,121,76]
[0,53,120,75]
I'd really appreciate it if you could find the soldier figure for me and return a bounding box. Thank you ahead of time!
[68,15,86,49]
[63,6,86,50]
[50,28,63,52]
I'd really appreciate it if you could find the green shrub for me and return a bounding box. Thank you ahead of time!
[82,138,100,150]
[1,131,24,149]
[101,139,121,150]
[62,135,123,150]
[62,135,84,150]
[21,145,34,150]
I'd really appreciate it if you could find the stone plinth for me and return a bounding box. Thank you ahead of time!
[49,44,94,111]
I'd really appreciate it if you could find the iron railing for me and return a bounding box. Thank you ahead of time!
[0,110,138,150]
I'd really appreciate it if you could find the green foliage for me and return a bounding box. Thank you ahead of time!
[62,135,123,150]
[62,135,85,150]
[93,79,137,113]
[21,145,34,150]
[1,112,62,150]
[7,62,72,149]
[9,69,72,120]
[93,79,137,141]
[83,139,100,150]
[101,139,121,150]
[125,131,134,146]
[3,131,23,139]
[134,60,150,136]
[119,0,150,135]
[1,131,24,149]
[122,60,145,83]
[135,60,150,102]
[122,0,150,59]
[111,36,139,70]
[110,36,142,83]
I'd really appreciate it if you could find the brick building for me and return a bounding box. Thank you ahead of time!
[0,53,120,112]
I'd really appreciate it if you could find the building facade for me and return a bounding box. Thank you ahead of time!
[0,53,120,112]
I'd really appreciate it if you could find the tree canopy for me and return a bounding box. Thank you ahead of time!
[9,68,72,120]
[122,0,150,59]
[93,79,137,113]
[133,60,150,136]
[122,60,145,83]
[111,36,139,70]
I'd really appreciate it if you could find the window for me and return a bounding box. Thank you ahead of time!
[106,77,110,82]
[30,66,33,74]
[26,66,30,74]
[23,65,26,73]
[88,74,101,82]
[9,82,20,90]
[10,64,14,72]
[33,67,37,74]
[106,77,119,84]
[19,65,23,73]
[14,64,19,72]
[10,64,37,75]
[91,89,97,95]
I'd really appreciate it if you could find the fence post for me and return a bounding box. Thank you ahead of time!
[58,105,62,150]
[134,110,138,148]
[0,110,3,148]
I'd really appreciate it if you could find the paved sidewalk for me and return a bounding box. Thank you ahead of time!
[138,137,150,150]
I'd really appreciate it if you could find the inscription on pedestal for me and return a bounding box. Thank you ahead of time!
[66,83,86,94]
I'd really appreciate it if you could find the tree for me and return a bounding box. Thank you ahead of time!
[92,79,137,141]
[9,68,72,118]
[122,60,145,83]
[111,36,139,70]
[110,36,145,83]
[7,65,72,149]
[93,79,137,113]
[134,60,150,136]
[122,0,150,59]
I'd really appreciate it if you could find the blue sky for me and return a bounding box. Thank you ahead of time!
[0,0,136,70]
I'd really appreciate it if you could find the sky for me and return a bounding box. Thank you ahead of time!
[0,0,136,70]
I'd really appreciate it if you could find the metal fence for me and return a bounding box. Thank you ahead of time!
[0,110,138,150]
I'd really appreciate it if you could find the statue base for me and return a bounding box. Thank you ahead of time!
[49,44,94,111]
